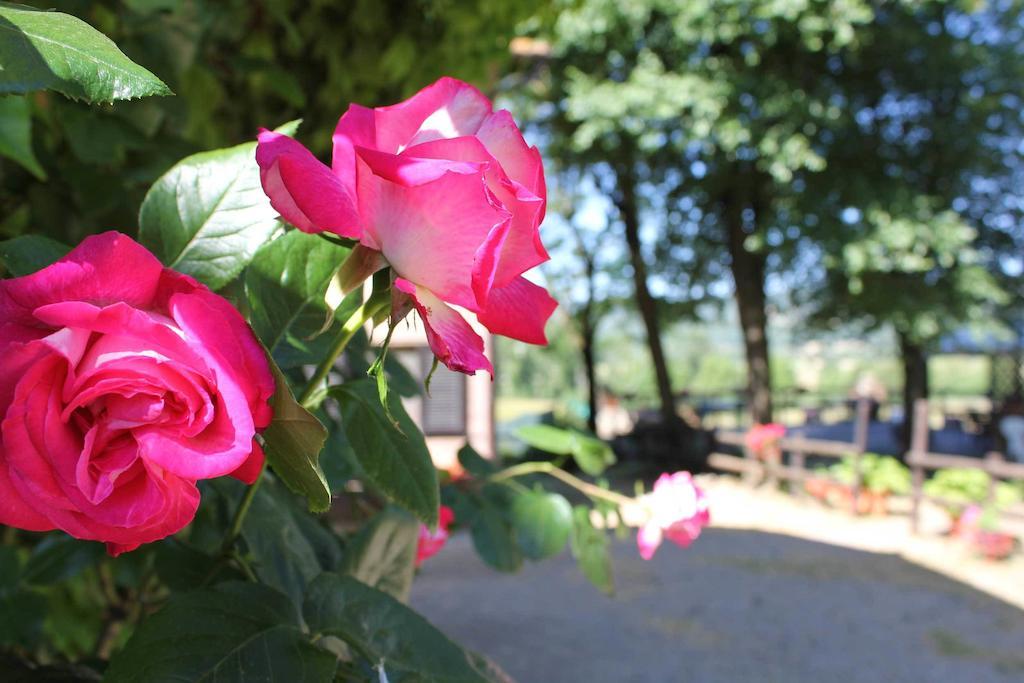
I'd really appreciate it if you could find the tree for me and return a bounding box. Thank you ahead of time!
[800,0,1024,445]
[524,0,879,424]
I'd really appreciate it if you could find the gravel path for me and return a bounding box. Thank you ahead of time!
[411,479,1024,683]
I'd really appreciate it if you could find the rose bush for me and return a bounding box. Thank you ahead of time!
[256,77,557,374]
[0,11,710,679]
[0,232,273,554]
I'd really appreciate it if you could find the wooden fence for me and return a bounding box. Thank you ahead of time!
[907,399,1024,532]
[710,400,871,513]
[710,398,1024,531]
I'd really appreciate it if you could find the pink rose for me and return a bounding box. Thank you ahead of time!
[256,77,557,375]
[0,233,274,555]
[637,472,710,560]
[416,504,455,567]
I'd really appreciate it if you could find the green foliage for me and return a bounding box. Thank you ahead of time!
[0,2,675,680]
[261,359,331,513]
[105,581,336,682]
[0,233,68,276]
[304,573,504,682]
[0,95,45,178]
[138,133,291,290]
[332,379,439,526]
[237,478,341,607]
[0,3,171,102]
[824,454,912,496]
[244,229,356,368]
[924,468,1022,513]
[340,508,419,602]
[455,483,523,573]
[516,423,616,475]
[569,506,613,595]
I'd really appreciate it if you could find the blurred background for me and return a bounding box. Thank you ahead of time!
[3,1,1024,681]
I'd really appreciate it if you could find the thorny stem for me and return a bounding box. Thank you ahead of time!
[489,461,636,507]
[297,296,390,408]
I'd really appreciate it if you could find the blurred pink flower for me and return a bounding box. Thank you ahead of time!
[637,472,710,560]
[745,423,786,455]
[256,77,557,376]
[416,504,455,567]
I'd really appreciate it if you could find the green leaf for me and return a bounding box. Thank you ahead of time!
[244,230,353,364]
[0,590,46,648]
[0,95,44,178]
[154,539,240,592]
[332,379,439,526]
[511,490,572,560]
[105,582,336,683]
[22,536,104,586]
[570,506,614,595]
[0,545,19,591]
[239,478,340,606]
[516,425,616,476]
[0,3,171,102]
[340,508,418,602]
[304,574,500,682]
[261,358,331,512]
[0,234,69,277]
[467,486,521,573]
[516,424,575,454]
[458,444,497,477]
[138,139,285,291]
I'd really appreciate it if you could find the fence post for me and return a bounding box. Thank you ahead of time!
[909,398,929,534]
[984,451,1003,505]
[791,449,806,499]
[851,398,870,514]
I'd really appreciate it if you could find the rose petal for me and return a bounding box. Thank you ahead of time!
[394,279,492,376]
[637,523,664,560]
[475,109,546,198]
[228,441,265,485]
[360,166,510,310]
[0,455,53,531]
[400,136,548,290]
[477,277,557,345]
[256,129,361,238]
[370,77,492,153]
[0,232,164,331]
[169,290,275,430]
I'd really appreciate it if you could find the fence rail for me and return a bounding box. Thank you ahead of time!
[711,398,1024,531]
[907,399,1024,532]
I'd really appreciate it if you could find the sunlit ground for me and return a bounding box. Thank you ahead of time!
[413,477,1024,683]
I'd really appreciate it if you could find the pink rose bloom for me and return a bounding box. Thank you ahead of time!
[256,77,557,375]
[745,422,786,454]
[637,472,710,560]
[0,233,274,555]
[416,504,455,567]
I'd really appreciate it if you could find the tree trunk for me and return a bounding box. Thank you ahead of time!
[899,331,929,451]
[724,196,773,424]
[581,317,598,434]
[614,166,677,425]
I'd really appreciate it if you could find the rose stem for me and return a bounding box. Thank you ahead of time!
[489,461,634,507]
[297,294,390,408]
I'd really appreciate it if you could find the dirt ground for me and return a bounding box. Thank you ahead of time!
[411,476,1024,682]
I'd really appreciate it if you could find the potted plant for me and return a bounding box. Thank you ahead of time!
[809,454,911,515]
[954,505,1019,561]
[924,468,1022,534]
